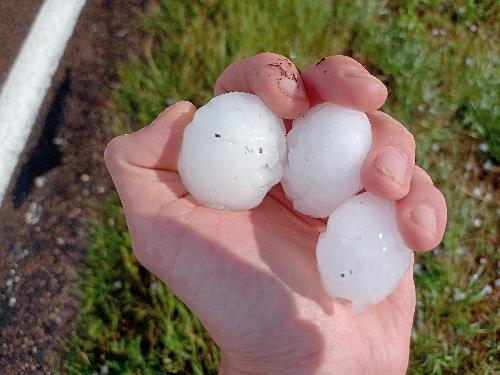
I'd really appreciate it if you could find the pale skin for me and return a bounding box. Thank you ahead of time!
[104,53,447,374]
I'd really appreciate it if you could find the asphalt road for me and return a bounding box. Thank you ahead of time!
[0,0,44,86]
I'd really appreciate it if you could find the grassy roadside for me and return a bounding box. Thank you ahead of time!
[64,1,499,374]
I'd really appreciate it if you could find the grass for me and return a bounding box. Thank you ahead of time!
[63,198,219,374]
[63,0,499,374]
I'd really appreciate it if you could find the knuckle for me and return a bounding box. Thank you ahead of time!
[364,84,388,110]
[370,112,416,152]
[103,135,128,168]
[213,75,226,94]
[385,117,415,151]
[413,165,434,184]
[403,128,416,150]
[432,185,447,209]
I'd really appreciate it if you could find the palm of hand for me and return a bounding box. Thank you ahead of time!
[130,175,414,374]
[107,53,446,374]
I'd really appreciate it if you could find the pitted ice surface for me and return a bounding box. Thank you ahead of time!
[282,103,372,218]
[178,92,286,210]
[316,193,412,314]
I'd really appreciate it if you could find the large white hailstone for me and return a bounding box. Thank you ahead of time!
[282,103,372,218]
[178,92,286,210]
[316,193,411,314]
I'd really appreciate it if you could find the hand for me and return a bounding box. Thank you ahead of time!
[104,53,447,375]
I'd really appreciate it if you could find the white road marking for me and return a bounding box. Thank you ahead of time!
[0,0,87,205]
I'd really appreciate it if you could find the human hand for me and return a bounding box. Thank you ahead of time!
[104,53,447,375]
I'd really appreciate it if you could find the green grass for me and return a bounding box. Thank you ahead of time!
[64,1,499,374]
[62,198,220,374]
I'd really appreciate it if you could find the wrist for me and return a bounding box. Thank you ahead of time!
[218,352,335,375]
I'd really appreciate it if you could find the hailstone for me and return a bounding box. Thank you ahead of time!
[178,92,286,210]
[316,192,412,314]
[282,103,372,218]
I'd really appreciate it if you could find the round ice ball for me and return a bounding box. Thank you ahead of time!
[316,192,411,314]
[178,92,286,210]
[282,103,372,218]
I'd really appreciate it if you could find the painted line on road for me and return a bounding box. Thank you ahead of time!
[0,0,87,205]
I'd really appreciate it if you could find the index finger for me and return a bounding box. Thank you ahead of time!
[301,55,388,112]
[214,52,310,119]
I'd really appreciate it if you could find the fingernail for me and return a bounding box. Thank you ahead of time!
[278,78,307,100]
[344,66,374,79]
[374,148,407,184]
[410,205,437,234]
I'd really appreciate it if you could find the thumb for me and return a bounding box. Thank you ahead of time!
[103,101,197,283]
[104,101,196,215]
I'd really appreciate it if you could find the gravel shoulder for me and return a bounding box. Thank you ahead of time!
[0,1,150,372]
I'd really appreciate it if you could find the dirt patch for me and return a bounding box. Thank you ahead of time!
[0,0,151,372]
